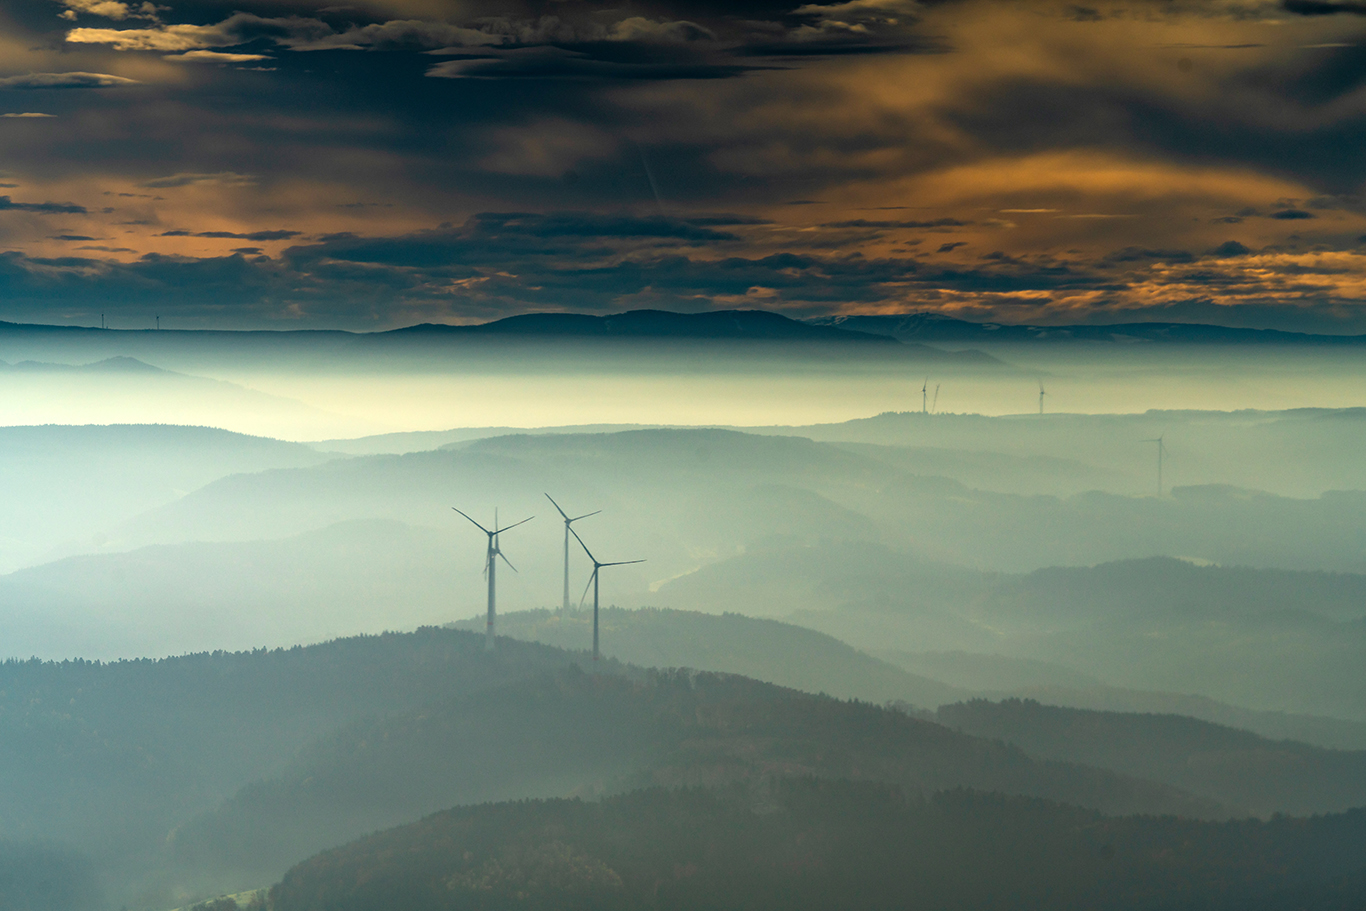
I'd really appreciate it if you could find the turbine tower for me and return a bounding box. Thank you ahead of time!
[452,507,533,651]
[569,526,644,664]
[1140,435,1168,497]
[545,493,601,615]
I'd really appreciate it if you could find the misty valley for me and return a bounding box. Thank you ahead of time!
[3,316,1366,911]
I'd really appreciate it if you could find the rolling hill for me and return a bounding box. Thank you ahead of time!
[168,668,1226,901]
[269,779,1366,911]
[937,698,1366,816]
[450,607,969,711]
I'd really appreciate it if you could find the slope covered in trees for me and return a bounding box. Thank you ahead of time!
[938,699,1366,816]
[269,780,1366,911]
[452,608,969,709]
[168,669,1225,899]
[0,629,596,902]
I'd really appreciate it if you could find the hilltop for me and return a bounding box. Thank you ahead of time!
[450,607,969,710]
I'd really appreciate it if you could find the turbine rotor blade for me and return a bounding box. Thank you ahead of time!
[601,559,646,567]
[499,551,518,573]
[452,507,492,535]
[544,493,571,522]
[568,525,598,565]
[578,570,597,608]
[569,510,602,523]
[494,515,535,535]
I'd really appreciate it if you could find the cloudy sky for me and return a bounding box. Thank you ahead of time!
[0,0,1364,330]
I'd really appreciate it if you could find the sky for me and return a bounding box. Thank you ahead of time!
[0,0,1365,331]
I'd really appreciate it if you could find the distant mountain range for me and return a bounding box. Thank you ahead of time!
[808,312,1366,345]
[0,310,896,346]
[393,309,899,342]
[5,308,1361,348]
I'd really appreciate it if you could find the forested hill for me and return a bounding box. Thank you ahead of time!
[169,668,1225,897]
[0,628,608,892]
[269,780,1366,911]
[938,699,1366,816]
[451,607,969,709]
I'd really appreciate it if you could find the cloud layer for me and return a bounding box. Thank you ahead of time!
[0,0,1363,329]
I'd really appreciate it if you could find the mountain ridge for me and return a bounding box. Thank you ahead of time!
[809,313,1366,345]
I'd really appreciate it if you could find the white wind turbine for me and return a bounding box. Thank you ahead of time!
[545,493,601,616]
[1038,381,1047,416]
[569,525,644,664]
[1140,435,1168,497]
[452,507,534,651]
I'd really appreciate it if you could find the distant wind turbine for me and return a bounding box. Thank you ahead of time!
[452,507,534,651]
[545,493,601,615]
[1140,435,1168,497]
[931,384,941,414]
[569,526,644,664]
[922,377,929,414]
[1038,381,1047,416]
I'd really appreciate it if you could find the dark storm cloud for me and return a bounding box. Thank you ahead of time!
[0,196,87,213]
[821,219,970,229]
[424,46,762,81]
[0,72,139,89]
[283,213,742,270]
[0,0,1362,331]
[1281,0,1366,15]
[1103,247,1196,264]
[158,229,302,240]
[60,0,942,81]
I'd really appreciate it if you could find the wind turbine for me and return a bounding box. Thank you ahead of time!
[569,526,644,664]
[545,494,601,615]
[931,384,941,414]
[922,377,929,414]
[452,507,534,651]
[1140,435,1168,497]
[1038,381,1047,416]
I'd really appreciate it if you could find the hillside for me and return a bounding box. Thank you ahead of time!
[0,628,597,902]
[756,408,1366,500]
[451,608,969,710]
[937,699,1366,816]
[657,548,1366,721]
[0,423,334,574]
[270,780,1366,911]
[169,669,1226,900]
[877,651,1366,750]
[0,839,102,911]
[0,519,460,660]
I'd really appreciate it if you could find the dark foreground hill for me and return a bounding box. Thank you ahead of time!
[269,779,1366,911]
[938,699,1366,816]
[0,628,598,900]
[0,839,102,911]
[169,669,1224,898]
